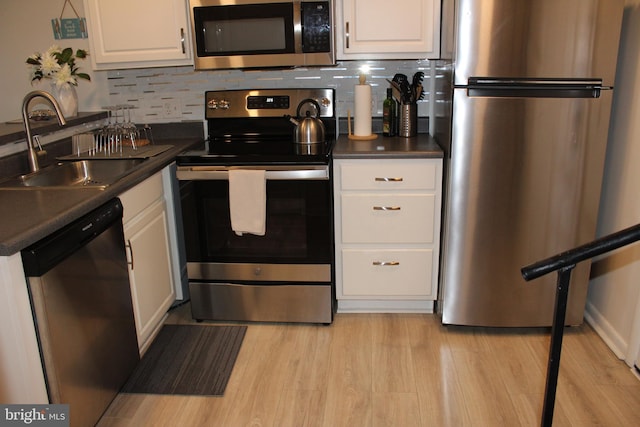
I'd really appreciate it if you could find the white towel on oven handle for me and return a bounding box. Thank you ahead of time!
[228,169,266,236]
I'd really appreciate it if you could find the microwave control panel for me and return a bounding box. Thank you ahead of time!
[301,1,331,53]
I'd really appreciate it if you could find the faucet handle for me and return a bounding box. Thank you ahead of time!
[33,135,43,151]
[33,135,48,161]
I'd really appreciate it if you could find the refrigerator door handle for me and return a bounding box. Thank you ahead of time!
[461,77,607,98]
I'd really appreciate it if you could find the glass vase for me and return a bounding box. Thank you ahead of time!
[50,83,78,118]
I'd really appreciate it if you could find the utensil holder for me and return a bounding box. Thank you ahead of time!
[399,103,417,137]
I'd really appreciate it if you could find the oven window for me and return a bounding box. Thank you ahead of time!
[194,3,295,56]
[180,179,332,264]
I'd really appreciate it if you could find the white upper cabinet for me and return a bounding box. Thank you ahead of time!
[83,0,192,70]
[336,0,441,60]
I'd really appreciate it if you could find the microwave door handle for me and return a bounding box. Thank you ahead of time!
[294,2,303,53]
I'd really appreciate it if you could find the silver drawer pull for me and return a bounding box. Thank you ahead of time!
[373,261,400,266]
[373,206,401,211]
[375,177,404,182]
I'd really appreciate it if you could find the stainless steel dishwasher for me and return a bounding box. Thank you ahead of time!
[21,198,139,427]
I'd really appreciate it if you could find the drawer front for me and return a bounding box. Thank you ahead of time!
[340,161,438,191]
[341,194,435,243]
[341,249,434,297]
[119,172,164,224]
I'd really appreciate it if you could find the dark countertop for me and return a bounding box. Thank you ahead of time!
[333,133,443,159]
[0,112,108,146]
[0,138,201,256]
[0,129,439,255]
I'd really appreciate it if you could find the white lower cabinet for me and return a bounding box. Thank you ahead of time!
[0,254,48,403]
[119,169,176,354]
[333,158,442,312]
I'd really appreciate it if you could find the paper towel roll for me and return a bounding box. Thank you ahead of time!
[354,84,372,136]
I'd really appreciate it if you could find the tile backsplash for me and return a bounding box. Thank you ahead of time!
[106,60,435,125]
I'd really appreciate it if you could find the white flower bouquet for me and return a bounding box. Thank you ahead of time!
[26,45,91,87]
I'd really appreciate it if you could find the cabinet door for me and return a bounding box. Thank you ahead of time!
[124,199,175,353]
[337,0,441,59]
[84,0,192,70]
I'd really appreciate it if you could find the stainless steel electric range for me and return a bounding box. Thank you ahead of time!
[176,88,336,324]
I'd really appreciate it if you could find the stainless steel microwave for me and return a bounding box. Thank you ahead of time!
[189,0,335,70]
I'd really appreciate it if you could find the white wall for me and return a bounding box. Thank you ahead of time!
[586,0,640,367]
[0,0,110,122]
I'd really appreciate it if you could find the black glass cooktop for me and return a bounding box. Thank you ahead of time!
[176,137,334,166]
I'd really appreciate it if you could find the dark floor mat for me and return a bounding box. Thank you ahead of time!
[122,324,246,396]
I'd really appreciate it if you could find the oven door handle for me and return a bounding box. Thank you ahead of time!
[176,166,329,180]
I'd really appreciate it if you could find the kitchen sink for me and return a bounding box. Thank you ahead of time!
[0,159,146,189]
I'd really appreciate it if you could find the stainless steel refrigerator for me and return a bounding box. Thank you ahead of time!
[436,0,625,326]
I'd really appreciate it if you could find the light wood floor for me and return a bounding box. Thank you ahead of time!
[98,304,640,427]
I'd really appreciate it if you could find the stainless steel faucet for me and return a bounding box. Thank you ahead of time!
[22,90,67,172]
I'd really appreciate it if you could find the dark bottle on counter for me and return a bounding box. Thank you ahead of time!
[383,88,396,137]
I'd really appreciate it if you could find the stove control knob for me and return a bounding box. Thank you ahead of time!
[319,97,331,108]
[207,99,231,110]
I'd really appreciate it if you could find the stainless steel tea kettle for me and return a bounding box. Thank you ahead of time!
[287,99,325,144]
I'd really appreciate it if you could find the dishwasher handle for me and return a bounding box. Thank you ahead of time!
[21,198,124,277]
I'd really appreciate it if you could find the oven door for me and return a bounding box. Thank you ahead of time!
[177,165,333,283]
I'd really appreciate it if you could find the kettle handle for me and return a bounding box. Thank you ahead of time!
[296,98,322,118]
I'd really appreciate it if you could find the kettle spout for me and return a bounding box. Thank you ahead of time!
[285,114,299,126]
